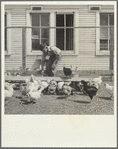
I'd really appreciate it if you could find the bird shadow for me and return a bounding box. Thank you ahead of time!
[56,96,67,100]
[72,100,91,104]
[20,99,36,105]
[98,96,112,100]
[15,96,23,99]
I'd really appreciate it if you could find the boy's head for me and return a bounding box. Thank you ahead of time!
[40,43,48,54]
[40,44,46,51]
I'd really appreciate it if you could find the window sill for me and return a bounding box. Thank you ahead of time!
[61,51,78,56]
[27,51,42,56]
[96,51,110,56]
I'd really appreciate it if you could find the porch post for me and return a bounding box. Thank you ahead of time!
[22,27,26,70]
[110,27,114,70]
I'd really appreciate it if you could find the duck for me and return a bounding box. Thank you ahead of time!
[5,84,16,99]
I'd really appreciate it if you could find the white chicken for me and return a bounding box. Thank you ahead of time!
[91,76,102,85]
[57,81,64,90]
[27,90,42,102]
[57,81,73,95]
[26,82,41,92]
[5,82,10,90]
[5,84,16,99]
[62,84,74,96]
[104,83,114,98]
[88,81,99,90]
[25,75,41,92]
[39,81,49,92]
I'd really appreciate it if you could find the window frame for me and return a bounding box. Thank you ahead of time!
[31,13,50,51]
[5,10,11,55]
[96,11,114,55]
[26,9,78,56]
[55,12,74,51]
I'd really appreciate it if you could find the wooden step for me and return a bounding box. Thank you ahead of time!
[5,76,91,82]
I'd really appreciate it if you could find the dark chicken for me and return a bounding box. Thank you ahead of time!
[81,80,98,100]
[63,66,72,78]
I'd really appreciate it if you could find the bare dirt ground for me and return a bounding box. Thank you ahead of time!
[5,81,114,115]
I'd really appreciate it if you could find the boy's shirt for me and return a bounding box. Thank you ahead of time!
[42,46,61,62]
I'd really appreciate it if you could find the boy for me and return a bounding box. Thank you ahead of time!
[40,44,61,76]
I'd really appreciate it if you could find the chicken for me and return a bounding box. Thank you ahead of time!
[25,75,41,92]
[76,81,84,92]
[57,82,65,94]
[34,66,40,71]
[104,83,114,98]
[63,65,72,78]
[27,81,41,92]
[7,72,11,76]
[87,81,99,90]
[81,80,98,100]
[48,80,57,94]
[91,76,102,85]
[27,90,42,102]
[5,84,16,99]
[5,82,10,90]
[5,72,8,76]
[69,81,83,93]
[62,84,75,96]
[20,84,28,96]
[39,81,49,93]
[30,74,35,82]
[26,67,30,71]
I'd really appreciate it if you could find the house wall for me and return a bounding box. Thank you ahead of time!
[5,5,114,71]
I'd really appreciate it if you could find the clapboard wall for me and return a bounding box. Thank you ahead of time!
[5,5,114,71]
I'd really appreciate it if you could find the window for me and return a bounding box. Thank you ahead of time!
[26,10,78,55]
[31,13,49,51]
[4,10,11,55]
[100,13,114,51]
[96,12,114,55]
[56,14,74,50]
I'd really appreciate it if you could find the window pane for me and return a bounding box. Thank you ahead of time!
[66,14,73,27]
[56,29,64,50]
[100,14,108,26]
[32,14,39,26]
[56,14,64,27]
[32,39,40,50]
[100,39,108,50]
[32,28,40,37]
[41,28,49,38]
[109,14,114,25]
[41,14,49,26]
[66,29,73,50]
[41,39,49,46]
[100,27,108,39]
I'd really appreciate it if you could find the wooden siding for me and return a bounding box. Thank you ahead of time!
[5,5,114,71]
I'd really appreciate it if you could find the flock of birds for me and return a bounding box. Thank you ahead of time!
[5,72,114,103]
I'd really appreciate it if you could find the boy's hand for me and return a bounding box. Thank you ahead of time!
[51,63,56,70]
